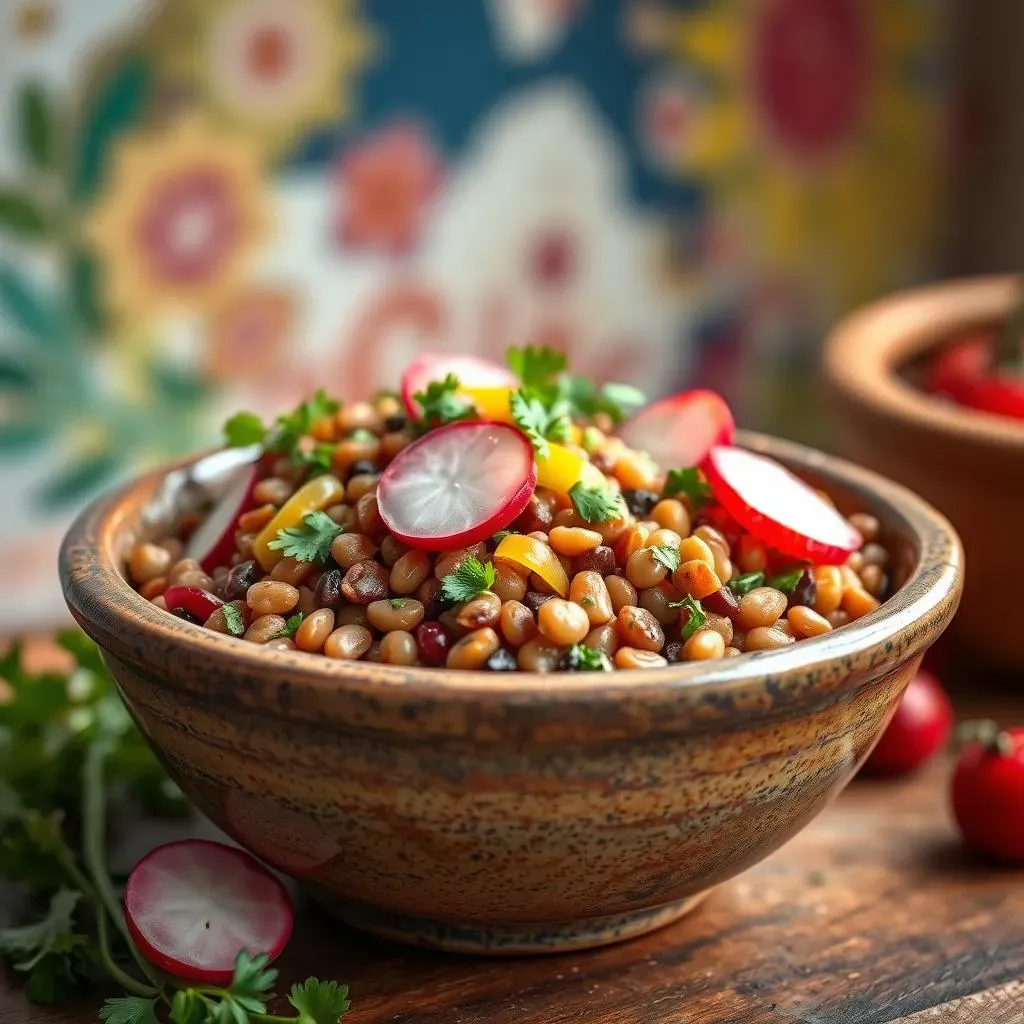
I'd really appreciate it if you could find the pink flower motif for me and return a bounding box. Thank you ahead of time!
[335,123,443,253]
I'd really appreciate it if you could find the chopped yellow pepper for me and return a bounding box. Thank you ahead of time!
[536,443,606,494]
[493,534,569,597]
[252,474,345,570]
[460,385,513,422]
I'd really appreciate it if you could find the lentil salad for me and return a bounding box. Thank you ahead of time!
[127,348,889,672]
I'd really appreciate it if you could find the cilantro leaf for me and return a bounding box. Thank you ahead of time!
[569,481,624,524]
[768,569,805,594]
[100,996,161,1024]
[265,390,340,457]
[389,598,407,610]
[291,441,338,478]
[223,412,266,448]
[229,950,277,1004]
[510,389,571,457]
[170,990,208,1024]
[663,467,713,509]
[222,604,246,638]
[669,595,707,641]
[288,978,352,1024]
[729,571,765,597]
[23,941,96,1004]
[649,545,681,573]
[598,382,647,422]
[440,557,495,604]
[274,613,305,640]
[413,373,475,427]
[563,644,612,672]
[559,377,646,424]
[268,511,343,563]
[506,345,566,391]
[0,888,83,970]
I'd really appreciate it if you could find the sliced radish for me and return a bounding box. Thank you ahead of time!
[401,352,517,419]
[124,839,293,985]
[925,335,989,399]
[163,586,223,623]
[186,457,260,573]
[704,446,863,565]
[618,389,734,468]
[957,376,1024,420]
[377,421,537,550]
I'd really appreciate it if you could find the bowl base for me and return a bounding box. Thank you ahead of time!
[307,889,710,955]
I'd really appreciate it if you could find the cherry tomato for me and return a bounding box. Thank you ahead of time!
[952,725,1024,864]
[861,670,953,776]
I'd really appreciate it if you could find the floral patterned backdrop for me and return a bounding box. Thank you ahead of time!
[0,0,951,631]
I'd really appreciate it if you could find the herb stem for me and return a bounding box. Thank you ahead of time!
[97,911,160,999]
[83,742,165,990]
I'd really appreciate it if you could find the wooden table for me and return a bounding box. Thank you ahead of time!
[3,690,1023,1024]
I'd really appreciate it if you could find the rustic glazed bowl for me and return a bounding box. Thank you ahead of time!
[825,276,1024,669]
[60,433,961,955]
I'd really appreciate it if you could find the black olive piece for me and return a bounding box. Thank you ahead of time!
[347,459,378,479]
[170,607,202,625]
[621,488,659,516]
[384,414,408,432]
[315,568,343,608]
[225,560,260,602]
[788,569,817,610]
[486,648,518,672]
[524,592,555,612]
[664,641,684,663]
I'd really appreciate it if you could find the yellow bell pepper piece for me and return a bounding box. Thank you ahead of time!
[536,443,605,494]
[252,474,345,570]
[494,534,569,596]
[459,385,514,422]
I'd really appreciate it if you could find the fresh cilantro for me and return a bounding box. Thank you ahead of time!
[347,428,376,443]
[649,545,681,573]
[663,467,713,509]
[273,613,305,640]
[559,376,646,424]
[389,598,407,609]
[291,440,338,478]
[440,557,495,604]
[268,511,343,563]
[266,390,340,455]
[100,996,161,1024]
[506,345,567,392]
[413,373,475,427]
[563,644,613,672]
[491,530,514,544]
[569,481,624,524]
[510,389,571,457]
[221,604,246,638]
[0,888,83,970]
[729,571,765,596]
[579,596,596,607]
[768,569,804,594]
[288,978,352,1024]
[669,594,707,641]
[223,411,266,448]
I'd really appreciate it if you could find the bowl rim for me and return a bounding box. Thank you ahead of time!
[824,274,1024,450]
[59,429,962,722]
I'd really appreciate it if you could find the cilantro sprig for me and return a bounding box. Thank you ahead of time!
[268,511,343,563]
[273,613,305,640]
[412,373,475,429]
[663,467,712,510]
[668,595,707,641]
[768,568,805,594]
[568,481,624,524]
[649,545,681,573]
[561,644,613,672]
[509,389,571,457]
[729,571,765,597]
[0,634,351,1019]
[440,557,495,604]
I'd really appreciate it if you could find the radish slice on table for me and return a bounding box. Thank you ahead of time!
[124,839,293,985]
[185,460,260,573]
[163,586,223,623]
[377,421,536,550]
[401,353,517,419]
[704,446,863,565]
[618,389,734,469]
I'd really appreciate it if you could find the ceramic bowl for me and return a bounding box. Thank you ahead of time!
[60,432,961,955]
[825,276,1024,669]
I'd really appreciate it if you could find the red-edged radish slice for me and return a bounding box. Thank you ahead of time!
[124,839,293,985]
[163,586,223,623]
[401,352,517,419]
[704,446,863,565]
[957,376,1024,421]
[925,335,989,399]
[377,421,536,550]
[186,458,260,573]
[618,389,734,468]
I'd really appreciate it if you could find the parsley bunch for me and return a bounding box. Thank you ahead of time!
[0,634,351,1021]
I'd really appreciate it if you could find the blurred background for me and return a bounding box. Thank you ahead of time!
[0,0,1018,632]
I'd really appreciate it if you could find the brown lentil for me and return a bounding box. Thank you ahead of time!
[549,526,603,556]
[678,535,716,569]
[812,565,843,615]
[616,606,665,652]
[269,556,313,587]
[860,542,889,567]
[336,602,370,627]
[569,571,614,626]
[500,601,537,647]
[295,608,336,652]
[577,545,616,576]
[672,559,721,600]
[703,612,734,645]
[367,598,426,632]
[787,605,832,638]
[252,478,293,506]
[295,585,318,616]
[379,630,418,666]
[237,505,276,533]
[455,592,502,630]
[604,575,638,614]
[491,562,528,603]
[346,473,380,503]
[140,576,167,600]
[447,627,500,669]
[683,629,726,661]
[848,512,880,542]
[129,543,173,585]
[326,504,358,531]
[827,609,851,629]
[324,623,373,659]
[331,532,378,569]
[651,498,690,536]
[625,547,669,590]
[390,549,431,594]
[355,492,387,538]
[244,613,287,644]
[745,625,796,651]
[583,623,618,657]
[380,535,409,567]
[737,587,788,630]
[341,560,389,604]
[537,599,591,646]
[246,580,300,616]
[434,544,488,581]
[614,647,667,669]
[646,528,682,550]
[517,639,562,672]
[736,534,767,573]
[639,584,681,626]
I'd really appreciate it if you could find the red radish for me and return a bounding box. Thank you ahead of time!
[618,389,734,469]
[861,670,953,776]
[377,421,536,550]
[186,459,260,573]
[124,839,293,984]
[401,352,517,419]
[704,446,863,565]
[163,586,223,623]
[926,335,1024,420]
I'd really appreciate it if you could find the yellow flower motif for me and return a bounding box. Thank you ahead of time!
[646,0,946,307]
[85,115,270,320]
[163,0,375,158]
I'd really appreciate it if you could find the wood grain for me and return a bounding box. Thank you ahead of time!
[4,691,1023,1024]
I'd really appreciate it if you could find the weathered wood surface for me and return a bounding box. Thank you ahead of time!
[2,669,1022,1023]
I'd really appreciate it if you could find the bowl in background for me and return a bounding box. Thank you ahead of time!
[59,433,961,954]
[825,276,1024,670]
